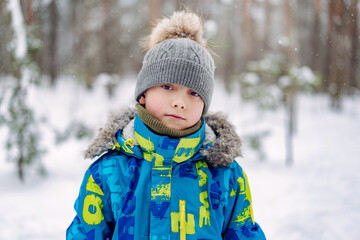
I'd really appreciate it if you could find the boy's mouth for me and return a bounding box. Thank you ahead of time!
[165,114,185,120]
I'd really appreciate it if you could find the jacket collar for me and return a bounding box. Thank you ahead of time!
[84,107,242,167]
[113,115,206,164]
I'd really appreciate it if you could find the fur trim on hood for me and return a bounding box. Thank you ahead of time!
[84,108,242,167]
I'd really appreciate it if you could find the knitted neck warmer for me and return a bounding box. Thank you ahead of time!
[136,104,202,138]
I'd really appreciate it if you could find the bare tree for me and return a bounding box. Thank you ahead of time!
[48,0,58,85]
[262,0,273,52]
[282,0,298,166]
[310,0,322,70]
[323,0,334,91]
[349,0,359,93]
[150,0,162,25]
[0,0,11,74]
[71,1,98,88]
[283,0,297,64]
[324,0,347,108]
[222,5,237,90]
[101,0,111,73]
[25,0,32,25]
[241,0,255,68]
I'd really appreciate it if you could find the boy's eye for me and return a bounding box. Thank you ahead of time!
[190,91,200,97]
[161,85,173,90]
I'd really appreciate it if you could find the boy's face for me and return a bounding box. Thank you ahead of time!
[139,84,204,131]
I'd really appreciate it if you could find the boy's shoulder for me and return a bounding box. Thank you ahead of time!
[87,149,129,172]
[214,159,245,178]
[84,107,137,160]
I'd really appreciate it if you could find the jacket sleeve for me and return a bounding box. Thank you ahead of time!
[66,160,114,240]
[222,163,266,240]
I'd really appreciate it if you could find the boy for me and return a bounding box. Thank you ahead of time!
[67,11,266,240]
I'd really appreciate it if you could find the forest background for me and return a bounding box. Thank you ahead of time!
[1,0,359,179]
[1,0,358,92]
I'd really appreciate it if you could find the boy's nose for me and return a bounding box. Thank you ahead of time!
[172,98,186,110]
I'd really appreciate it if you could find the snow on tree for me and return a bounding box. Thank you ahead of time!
[0,0,44,180]
[238,48,320,165]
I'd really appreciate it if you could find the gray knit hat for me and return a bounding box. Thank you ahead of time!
[135,11,215,114]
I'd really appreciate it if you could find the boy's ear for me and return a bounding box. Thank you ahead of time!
[139,95,146,105]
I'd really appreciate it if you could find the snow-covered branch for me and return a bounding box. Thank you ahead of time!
[7,0,27,60]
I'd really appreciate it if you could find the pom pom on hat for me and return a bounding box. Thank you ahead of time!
[136,11,215,114]
[144,11,208,51]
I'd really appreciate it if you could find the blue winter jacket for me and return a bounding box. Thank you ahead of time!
[67,108,266,240]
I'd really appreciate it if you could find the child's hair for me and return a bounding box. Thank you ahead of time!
[135,11,215,114]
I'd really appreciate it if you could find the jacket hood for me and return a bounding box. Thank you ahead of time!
[84,107,242,167]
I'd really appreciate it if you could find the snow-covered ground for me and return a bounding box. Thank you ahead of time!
[0,76,359,240]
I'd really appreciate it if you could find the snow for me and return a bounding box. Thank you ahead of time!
[220,0,234,5]
[289,66,318,85]
[0,76,359,240]
[7,0,27,60]
[204,20,218,39]
[249,95,360,239]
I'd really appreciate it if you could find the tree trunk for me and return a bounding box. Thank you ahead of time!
[262,0,272,52]
[149,0,161,25]
[323,0,334,91]
[8,0,31,181]
[325,0,346,108]
[310,0,322,70]
[285,93,295,166]
[25,0,32,26]
[241,0,255,70]
[72,1,93,88]
[283,0,297,64]
[18,132,24,181]
[223,20,235,90]
[0,0,12,74]
[222,5,237,90]
[349,0,359,93]
[283,0,298,166]
[101,0,111,73]
[48,0,58,85]
[71,0,79,68]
